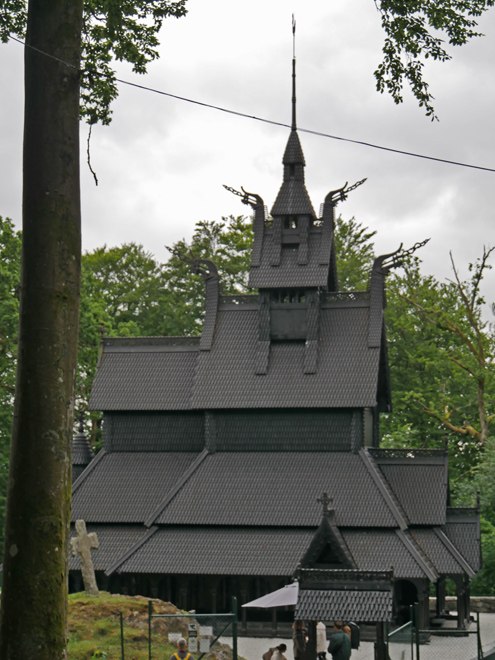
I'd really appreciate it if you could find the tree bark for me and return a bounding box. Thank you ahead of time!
[0,1,83,658]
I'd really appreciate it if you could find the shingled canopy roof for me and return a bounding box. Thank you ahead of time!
[294,569,394,623]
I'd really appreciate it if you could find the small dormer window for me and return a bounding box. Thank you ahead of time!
[283,216,298,230]
[289,163,296,178]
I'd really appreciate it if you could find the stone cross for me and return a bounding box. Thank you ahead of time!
[71,519,99,595]
[317,492,333,516]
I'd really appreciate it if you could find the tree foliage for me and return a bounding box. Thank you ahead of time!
[374,0,495,119]
[334,216,376,291]
[1,0,188,125]
[382,248,495,477]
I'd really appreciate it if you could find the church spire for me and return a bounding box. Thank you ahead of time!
[270,19,315,219]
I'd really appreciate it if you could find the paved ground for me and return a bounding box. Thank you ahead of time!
[222,614,495,660]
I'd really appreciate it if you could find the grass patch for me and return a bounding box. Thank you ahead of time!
[68,592,239,660]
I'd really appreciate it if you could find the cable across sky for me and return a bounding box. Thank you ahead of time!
[8,35,495,174]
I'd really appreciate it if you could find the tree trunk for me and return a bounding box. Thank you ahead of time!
[0,1,83,658]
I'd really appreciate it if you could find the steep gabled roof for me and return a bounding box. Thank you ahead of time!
[370,449,449,525]
[342,529,438,580]
[89,296,389,412]
[271,178,316,217]
[151,452,399,528]
[71,451,201,523]
[410,528,475,577]
[444,507,481,572]
[192,302,382,409]
[109,527,314,576]
[248,232,334,289]
[89,338,199,411]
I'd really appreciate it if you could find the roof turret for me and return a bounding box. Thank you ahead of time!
[270,56,316,219]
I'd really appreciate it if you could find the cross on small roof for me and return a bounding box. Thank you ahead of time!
[317,492,333,515]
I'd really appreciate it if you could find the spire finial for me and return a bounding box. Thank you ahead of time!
[292,14,296,131]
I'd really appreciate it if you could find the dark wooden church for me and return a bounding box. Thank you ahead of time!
[70,59,481,632]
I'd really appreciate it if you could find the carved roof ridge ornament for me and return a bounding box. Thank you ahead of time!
[323,178,367,210]
[372,238,430,276]
[168,248,219,283]
[168,248,220,351]
[223,185,264,211]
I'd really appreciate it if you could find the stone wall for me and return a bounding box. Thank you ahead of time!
[430,596,495,613]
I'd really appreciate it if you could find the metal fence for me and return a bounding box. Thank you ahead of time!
[387,610,483,660]
[387,620,415,660]
[414,623,482,660]
[387,611,484,660]
[118,597,238,660]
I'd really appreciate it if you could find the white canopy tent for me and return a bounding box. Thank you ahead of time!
[242,582,299,608]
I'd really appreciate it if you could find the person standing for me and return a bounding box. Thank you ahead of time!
[328,621,351,660]
[316,621,327,660]
[170,637,194,660]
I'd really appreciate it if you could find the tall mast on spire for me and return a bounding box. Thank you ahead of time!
[292,14,297,130]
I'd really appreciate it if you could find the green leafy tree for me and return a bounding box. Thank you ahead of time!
[334,216,376,291]
[470,517,495,596]
[1,1,187,126]
[454,452,495,595]
[375,0,495,119]
[383,248,495,474]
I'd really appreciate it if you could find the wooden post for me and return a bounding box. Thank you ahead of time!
[305,621,316,660]
[436,576,446,617]
[374,622,388,660]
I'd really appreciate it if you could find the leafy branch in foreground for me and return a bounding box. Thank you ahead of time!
[374,0,495,119]
[0,0,188,125]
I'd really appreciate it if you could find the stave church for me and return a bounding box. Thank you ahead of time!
[70,55,481,633]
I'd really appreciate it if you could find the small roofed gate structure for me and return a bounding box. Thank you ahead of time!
[294,568,393,660]
[69,49,481,631]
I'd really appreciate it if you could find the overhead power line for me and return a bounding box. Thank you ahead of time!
[8,36,495,174]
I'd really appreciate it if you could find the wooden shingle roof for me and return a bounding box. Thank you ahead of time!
[89,298,388,412]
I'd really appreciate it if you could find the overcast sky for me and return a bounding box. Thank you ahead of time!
[1,0,494,313]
